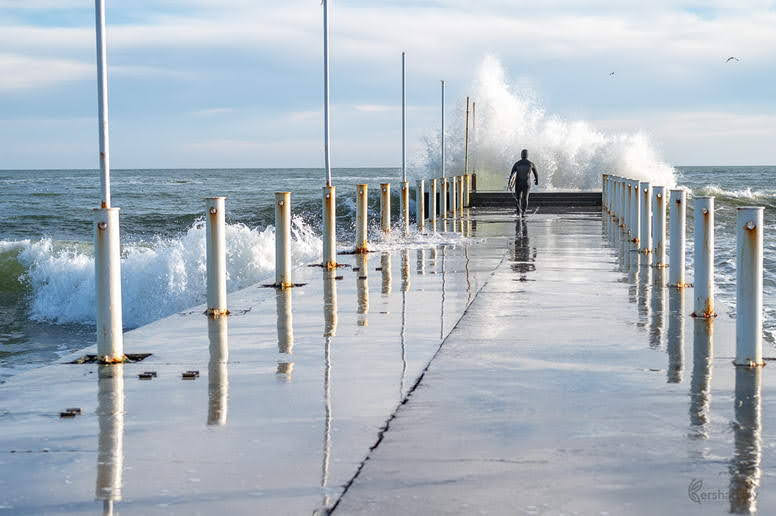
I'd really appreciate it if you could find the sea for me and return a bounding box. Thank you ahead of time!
[0,166,773,382]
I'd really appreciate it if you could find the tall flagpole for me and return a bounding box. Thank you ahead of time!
[323,0,332,187]
[321,0,337,268]
[441,80,445,179]
[401,52,406,183]
[93,0,124,363]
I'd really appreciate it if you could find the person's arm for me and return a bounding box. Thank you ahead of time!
[532,163,539,185]
[508,162,518,182]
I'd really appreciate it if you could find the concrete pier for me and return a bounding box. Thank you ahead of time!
[0,206,772,515]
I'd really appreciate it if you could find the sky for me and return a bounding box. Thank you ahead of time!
[1,0,775,169]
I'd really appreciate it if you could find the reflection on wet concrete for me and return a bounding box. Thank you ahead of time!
[510,218,536,281]
[275,288,294,380]
[320,335,333,513]
[649,268,667,349]
[429,246,437,273]
[416,249,425,275]
[324,270,338,337]
[688,319,713,440]
[356,253,369,327]
[380,253,392,297]
[440,245,446,340]
[401,249,410,293]
[208,316,229,423]
[627,249,639,305]
[666,290,685,383]
[636,254,651,329]
[95,364,124,515]
[729,367,762,514]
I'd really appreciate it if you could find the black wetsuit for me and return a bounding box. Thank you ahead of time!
[510,158,538,215]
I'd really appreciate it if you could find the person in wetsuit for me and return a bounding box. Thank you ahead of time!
[508,149,539,217]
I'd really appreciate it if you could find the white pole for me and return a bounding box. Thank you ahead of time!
[322,0,332,187]
[321,0,336,269]
[416,179,425,233]
[450,175,457,218]
[669,189,687,287]
[94,208,123,362]
[735,207,764,367]
[206,197,228,317]
[381,183,391,233]
[322,186,337,268]
[430,178,437,231]
[639,181,652,253]
[274,192,292,288]
[441,81,445,178]
[631,179,641,244]
[95,0,111,209]
[692,197,716,318]
[355,184,368,253]
[457,176,464,216]
[464,97,470,176]
[93,0,123,363]
[653,186,667,267]
[401,181,410,235]
[440,177,447,222]
[625,181,632,234]
[401,52,406,184]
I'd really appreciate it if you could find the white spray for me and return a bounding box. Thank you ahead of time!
[421,56,677,190]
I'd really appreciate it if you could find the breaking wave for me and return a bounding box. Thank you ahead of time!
[0,218,322,329]
[419,56,677,190]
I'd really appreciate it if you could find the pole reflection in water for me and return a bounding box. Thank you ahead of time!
[401,249,410,293]
[649,268,667,349]
[416,249,425,275]
[95,364,124,516]
[511,219,536,281]
[324,269,338,337]
[208,316,229,424]
[688,319,713,440]
[318,268,338,513]
[666,290,685,383]
[729,367,762,514]
[275,288,294,380]
[636,254,652,329]
[400,250,410,397]
[627,249,639,305]
[429,246,437,272]
[381,253,392,297]
[356,253,369,327]
[618,233,628,274]
[440,245,446,340]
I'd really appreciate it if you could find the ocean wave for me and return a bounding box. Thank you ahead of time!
[693,185,776,208]
[1,217,322,329]
[418,56,677,191]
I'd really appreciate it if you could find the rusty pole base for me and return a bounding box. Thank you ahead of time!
[732,359,767,368]
[206,308,231,318]
[668,282,692,289]
[690,311,718,319]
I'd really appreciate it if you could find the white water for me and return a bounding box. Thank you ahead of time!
[420,56,677,190]
[8,217,322,329]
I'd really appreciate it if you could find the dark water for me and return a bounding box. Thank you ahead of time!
[0,166,773,380]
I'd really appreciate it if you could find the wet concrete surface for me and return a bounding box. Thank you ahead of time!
[0,218,503,515]
[1,209,772,515]
[335,211,775,515]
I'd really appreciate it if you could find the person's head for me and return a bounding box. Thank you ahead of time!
[521,149,528,159]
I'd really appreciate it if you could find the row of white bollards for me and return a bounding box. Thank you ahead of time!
[603,174,765,368]
[202,174,476,315]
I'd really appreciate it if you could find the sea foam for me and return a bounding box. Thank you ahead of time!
[419,56,677,190]
[6,217,321,329]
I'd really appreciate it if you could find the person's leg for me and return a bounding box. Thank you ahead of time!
[519,186,528,215]
[523,188,530,214]
[514,187,520,214]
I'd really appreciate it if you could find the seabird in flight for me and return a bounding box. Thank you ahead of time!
[726,57,741,63]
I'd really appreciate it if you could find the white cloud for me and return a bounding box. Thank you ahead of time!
[0,53,90,90]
